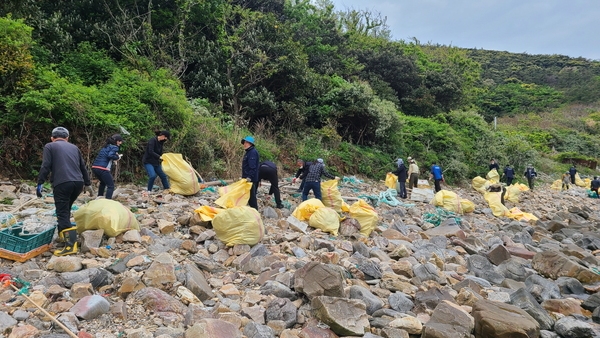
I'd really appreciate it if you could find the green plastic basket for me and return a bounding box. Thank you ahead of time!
[0,225,56,254]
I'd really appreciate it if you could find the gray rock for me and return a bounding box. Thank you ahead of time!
[12,309,30,321]
[60,268,113,288]
[414,288,455,312]
[486,244,511,265]
[497,258,529,282]
[349,285,384,315]
[582,293,600,311]
[70,295,110,320]
[467,254,505,285]
[57,312,79,335]
[352,252,383,279]
[413,262,446,285]
[388,292,414,313]
[183,263,215,301]
[311,296,370,336]
[262,207,278,219]
[293,261,345,298]
[264,298,297,328]
[525,274,561,303]
[243,322,275,338]
[107,252,137,274]
[472,299,540,338]
[556,277,586,296]
[80,229,104,252]
[352,241,370,259]
[422,300,474,338]
[554,316,595,338]
[260,280,297,300]
[509,288,555,330]
[0,311,18,332]
[593,306,600,324]
[540,330,560,338]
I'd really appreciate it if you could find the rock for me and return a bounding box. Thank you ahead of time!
[294,262,345,299]
[414,288,455,312]
[541,298,591,317]
[556,277,586,296]
[142,252,177,290]
[183,263,215,301]
[130,287,187,315]
[424,225,464,238]
[57,312,80,335]
[554,316,596,338]
[265,298,297,328]
[7,324,39,338]
[509,288,555,331]
[525,275,561,303]
[312,296,370,336]
[339,218,361,236]
[70,282,94,300]
[486,244,512,265]
[388,292,414,313]
[582,292,600,311]
[244,322,276,338]
[80,229,104,252]
[260,281,297,300]
[47,256,83,272]
[185,319,242,338]
[388,315,423,335]
[348,285,383,315]
[157,219,176,234]
[122,229,142,243]
[497,258,529,282]
[351,252,383,279]
[532,251,600,284]
[467,254,505,285]
[472,299,540,338]
[70,295,111,320]
[0,311,18,332]
[422,300,474,338]
[413,262,446,285]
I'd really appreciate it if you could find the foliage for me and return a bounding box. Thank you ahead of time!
[0,16,34,97]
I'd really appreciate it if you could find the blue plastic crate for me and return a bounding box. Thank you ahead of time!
[0,225,56,254]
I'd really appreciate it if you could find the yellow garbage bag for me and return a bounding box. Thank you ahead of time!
[575,173,587,187]
[431,190,474,214]
[194,205,225,222]
[483,191,509,217]
[74,199,140,237]
[486,169,500,183]
[507,207,538,222]
[215,179,252,208]
[550,179,562,190]
[472,176,490,193]
[161,153,201,196]
[321,179,343,213]
[515,183,530,191]
[584,178,592,188]
[341,202,350,213]
[349,199,378,237]
[309,207,340,235]
[385,173,398,190]
[212,206,264,246]
[292,198,325,221]
[504,184,523,203]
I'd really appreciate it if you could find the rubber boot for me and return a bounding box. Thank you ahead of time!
[54,227,78,256]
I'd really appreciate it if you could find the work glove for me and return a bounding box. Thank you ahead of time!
[84,185,95,196]
[292,178,297,184]
[36,184,43,198]
[246,177,252,182]
[334,176,340,180]
[118,154,123,160]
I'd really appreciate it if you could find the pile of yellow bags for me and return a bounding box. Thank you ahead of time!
[431,190,475,214]
[74,199,140,237]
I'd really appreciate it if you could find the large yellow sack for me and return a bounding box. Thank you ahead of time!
[550,179,562,190]
[575,173,587,187]
[486,169,500,183]
[212,206,264,246]
[483,191,509,217]
[321,179,343,213]
[349,200,378,237]
[194,205,225,222]
[161,153,201,196]
[292,198,325,221]
[74,199,140,237]
[431,190,474,214]
[472,176,490,193]
[215,179,252,208]
[507,207,538,222]
[385,173,398,190]
[308,207,340,235]
[504,184,523,203]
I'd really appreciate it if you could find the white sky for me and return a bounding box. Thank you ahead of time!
[328,0,600,60]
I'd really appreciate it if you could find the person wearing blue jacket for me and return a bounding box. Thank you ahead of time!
[430,162,444,192]
[91,134,123,199]
[503,164,515,186]
[392,158,408,199]
[241,136,260,209]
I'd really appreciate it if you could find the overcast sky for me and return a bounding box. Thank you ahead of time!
[328,0,600,61]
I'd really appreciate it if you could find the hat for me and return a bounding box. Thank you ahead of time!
[241,136,255,145]
[160,130,171,139]
[316,158,324,163]
[51,127,69,138]
[407,156,412,161]
[112,134,124,142]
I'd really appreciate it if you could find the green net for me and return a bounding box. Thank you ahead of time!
[422,207,462,227]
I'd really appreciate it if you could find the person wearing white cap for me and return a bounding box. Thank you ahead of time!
[37,127,94,256]
[301,158,339,201]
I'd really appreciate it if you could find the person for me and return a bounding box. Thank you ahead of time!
[142,130,171,193]
[259,160,283,208]
[91,134,124,199]
[293,159,312,192]
[241,136,260,209]
[429,162,444,192]
[502,164,515,186]
[524,164,537,190]
[301,158,338,201]
[591,176,600,198]
[37,127,94,256]
[489,159,500,171]
[561,172,570,191]
[407,158,419,191]
[569,165,577,185]
[392,158,408,199]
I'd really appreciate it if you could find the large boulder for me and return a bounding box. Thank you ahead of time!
[472,299,540,338]
[312,296,370,336]
[532,251,600,284]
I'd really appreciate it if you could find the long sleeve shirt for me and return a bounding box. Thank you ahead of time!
[304,162,335,182]
[242,146,260,182]
[408,163,419,176]
[37,139,91,187]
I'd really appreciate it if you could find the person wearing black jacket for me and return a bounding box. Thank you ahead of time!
[569,165,577,184]
[524,164,537,190]
[503,164,515,186]
[293,159,312,192]
[142,130,171,192]
[591,176,600,198]
[392,158,408,199]
[259,160,283,208]
[241,136,260,209]
[37,127,94,256]
[489,159,500,171]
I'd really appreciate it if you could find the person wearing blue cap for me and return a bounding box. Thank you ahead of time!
[241,136,260,209]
